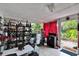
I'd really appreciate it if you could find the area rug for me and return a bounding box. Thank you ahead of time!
[61,49,77,56]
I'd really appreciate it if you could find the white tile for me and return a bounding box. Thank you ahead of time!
[38,46,70,56]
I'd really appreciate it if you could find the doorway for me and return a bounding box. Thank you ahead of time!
[60,19,78,54]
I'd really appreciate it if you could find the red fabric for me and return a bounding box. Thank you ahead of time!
[49,21,57,34]
[43,20,57,38]
[43,23,49,38]
[0,35,16,41]
[0,35,8,41]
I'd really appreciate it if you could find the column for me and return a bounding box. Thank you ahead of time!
[57,19,61,48]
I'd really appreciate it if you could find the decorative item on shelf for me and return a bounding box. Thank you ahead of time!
[0,16,2,19]
[26,21,31,27]
[4,19,8,26]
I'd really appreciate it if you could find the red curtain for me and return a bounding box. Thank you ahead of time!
[43,23,49,38]
[43,20,57,38]
[49,21,57,34]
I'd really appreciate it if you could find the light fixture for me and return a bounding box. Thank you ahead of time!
[46,3,55,12]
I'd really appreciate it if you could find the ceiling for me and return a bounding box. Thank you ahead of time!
[0,3,79,23]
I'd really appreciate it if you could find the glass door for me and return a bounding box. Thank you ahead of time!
[61,19,78,54]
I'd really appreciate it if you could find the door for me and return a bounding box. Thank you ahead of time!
[61,19,78,54]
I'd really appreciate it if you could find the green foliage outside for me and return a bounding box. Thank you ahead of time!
[31,23,43,33]
[61,20,78,42]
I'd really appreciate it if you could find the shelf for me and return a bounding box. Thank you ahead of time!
[3,21,32,50]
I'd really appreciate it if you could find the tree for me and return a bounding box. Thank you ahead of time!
[61,20,77,42]
[31,23,43,33]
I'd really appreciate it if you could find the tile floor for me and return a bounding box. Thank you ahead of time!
[38,46,70,56]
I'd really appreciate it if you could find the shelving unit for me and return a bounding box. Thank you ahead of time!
[4,21,17,49]
[0,16,4,54]
[16,22,25,50]
[0,16,4,35]
[3,20,32,50]
[24,21,32,44]
[16,21,32,50]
